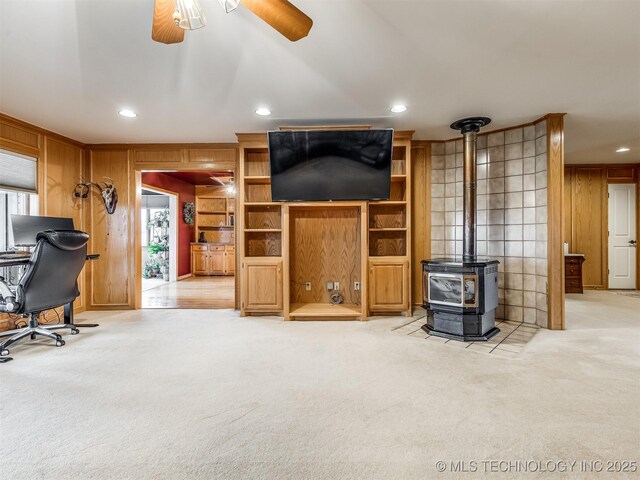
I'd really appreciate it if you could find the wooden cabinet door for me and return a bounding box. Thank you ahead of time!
[225,250,235,275]
[192,250,209,275]
[209,250,225,274]
[243,259,282,311]
[368,259,408,311]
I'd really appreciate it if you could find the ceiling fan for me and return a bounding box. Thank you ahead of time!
[151,0,313,44]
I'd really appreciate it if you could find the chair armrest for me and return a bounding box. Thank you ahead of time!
[0,276,17,313]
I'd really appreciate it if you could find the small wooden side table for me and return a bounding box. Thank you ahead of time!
[565,254,586,294]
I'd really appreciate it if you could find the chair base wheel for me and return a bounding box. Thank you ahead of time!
[1,349,9,356]
[71,328,79,335]
[56,339,65,347]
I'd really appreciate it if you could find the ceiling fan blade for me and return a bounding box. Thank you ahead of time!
[152,0,185,44]
[241,0,313,42]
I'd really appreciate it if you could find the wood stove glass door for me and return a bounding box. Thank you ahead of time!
[463,274,479,307]
[428,274,463,307]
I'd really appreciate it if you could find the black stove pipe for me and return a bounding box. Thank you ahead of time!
[450,117,492,261]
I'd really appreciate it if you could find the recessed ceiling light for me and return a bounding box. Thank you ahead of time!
[390,104,407,113]
[616,147,630,153]
[255,107,271,116]
[118,109,137,118]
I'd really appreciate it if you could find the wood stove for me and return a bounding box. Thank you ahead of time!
[421,117,500,341]
[422,259,499,341]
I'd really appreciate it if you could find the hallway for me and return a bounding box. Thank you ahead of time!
[141,276,235,309]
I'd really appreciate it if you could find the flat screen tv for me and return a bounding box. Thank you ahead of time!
[268,129,394,202]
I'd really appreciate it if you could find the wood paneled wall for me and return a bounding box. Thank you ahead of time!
[88,149,134,308]
[288,207,361,305]
[546,114,565,329]
[410,141,431,304]
[0,114,87,331]
[564,163,640,290]
[87,143,239,309]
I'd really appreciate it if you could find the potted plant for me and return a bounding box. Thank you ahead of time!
[148,209,170,281]
[148,209,170,229]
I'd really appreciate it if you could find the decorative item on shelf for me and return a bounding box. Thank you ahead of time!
[183,202,195,225]
[229,214,234,226]
[74,177,118,214]
[198,231,206,243]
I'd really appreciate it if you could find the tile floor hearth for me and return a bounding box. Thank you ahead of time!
[393,314,539,358]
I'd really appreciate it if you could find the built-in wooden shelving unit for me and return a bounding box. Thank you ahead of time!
[237,130,413,319]
[195,196,234,243]
[192,187,236,276]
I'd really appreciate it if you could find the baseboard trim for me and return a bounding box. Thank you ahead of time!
[177,274,192,281]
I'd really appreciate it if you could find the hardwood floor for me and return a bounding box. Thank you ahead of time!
[141,276,235,309]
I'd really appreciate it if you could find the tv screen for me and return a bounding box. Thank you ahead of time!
[268,129,394,202]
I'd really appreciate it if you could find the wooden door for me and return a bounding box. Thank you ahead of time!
[225,250,235,275]
[209,250,225,274]
[192,249,209,275]
[243,259,282,311]
[608,184,637,289]
[368,259,408,311]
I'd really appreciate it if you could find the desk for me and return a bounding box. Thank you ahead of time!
[0,252,100,326]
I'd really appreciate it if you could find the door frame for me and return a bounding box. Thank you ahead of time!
[607,182,638,289]
[141,183,178,283]
[133,164,238,309]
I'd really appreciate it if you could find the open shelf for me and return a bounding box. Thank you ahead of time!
[245,183,272,203]
[245,149,270,176]
[392,150,406,176]
[369,228,407,232]
[198,213,227,227]
[369,203,406,229]
[289,303,362,319]
[244,176,271,184]
[199,229,234,244]
[245,231,282,257]
[391,175,407,182]
[244,228,282,233]
[369,230,406,256]
[245,204,281,230]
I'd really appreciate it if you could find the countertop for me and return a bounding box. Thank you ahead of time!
[565,253,585,257]
[191,242,234,246]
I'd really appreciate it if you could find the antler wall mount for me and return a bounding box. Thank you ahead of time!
[74,178,118,214]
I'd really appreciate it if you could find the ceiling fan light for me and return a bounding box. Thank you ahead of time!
[218,0,240,13]
[175,0,206,30]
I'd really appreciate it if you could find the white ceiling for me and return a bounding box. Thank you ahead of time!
[0,0,638,164]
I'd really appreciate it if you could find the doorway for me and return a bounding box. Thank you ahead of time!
[141,186,178,302]
[138,170,236,309]
[608,183,637,289]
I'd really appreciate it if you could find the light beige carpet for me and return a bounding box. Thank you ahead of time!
[0,291,638,479]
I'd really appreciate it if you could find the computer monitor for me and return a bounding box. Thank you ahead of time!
[10,215,75,247]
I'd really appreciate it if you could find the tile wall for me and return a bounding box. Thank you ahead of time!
[430,121,549,327]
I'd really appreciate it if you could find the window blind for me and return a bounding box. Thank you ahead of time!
[0,149,37,193]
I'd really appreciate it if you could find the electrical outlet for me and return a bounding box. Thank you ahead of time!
[354,281,360,291]
[326,281,334,291]
[334,282,340,290]
[305,282,311,291]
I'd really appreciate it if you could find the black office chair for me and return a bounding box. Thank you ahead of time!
[0,230,89,357]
